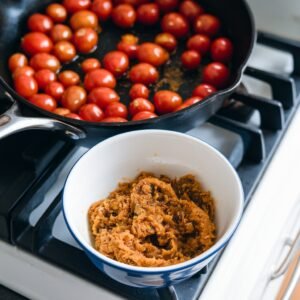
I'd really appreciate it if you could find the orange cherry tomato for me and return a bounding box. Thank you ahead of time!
[14,75,38,98]
[153,90,182,114]
[88,87,120,109]
[79,103,104,121]
[34,69,56,90]
[13,66,35,78]
[154,33,177,52]
[181,50,201,70]
[53,41,77,63]
[129,98,154,116]
[101,117,127,122]
[137,43,169,67]
[50,24,73,43]
[129,83,149,100]
[27,14,54,33]
[84,69,116,90]
[103,51,129,77]
[112,4,136,28]
[161,13,190,38]
[129,63,159,85]
[81,58,101,73]
[179,0,204,22]
[65,113,83,120]
[45,81,65,101]
[70,10,98,31]
[8,53,28,72]
[58,70,80,87]
[62,0,91,14]
[53,107,71,116]
[194,14,221,37]
[22,32,53,56]
[202,62,230,88]
[61,85,87,112]
[192,83,216,98]
[132,111,157,121]
[30,53,61,72]
[210,37,234,63]
[29,94,57,112]
[46,3,67,23]
[187,34,211,55]
[92,0,113,21]
[104,102,128,118]
[73,27,98,53]
[136,3,159,26]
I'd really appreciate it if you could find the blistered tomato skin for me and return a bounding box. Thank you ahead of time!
[8,53,28,72]
[79,103,104,121]
[14,75,38,99]
[129,63,159,85]
[187,34,211,55]
[92,0,113,21]
[202,62,230,88]
[129,84,149,100]
[154,90,182,114]
[137,43,169,67]
[194,14,221,37]
[103,51,129,77]
[181,50,201,70]
[29,94,57,112]
[84,69,116,90]
[105,102,128,118]
[192,83,217,98]
[154,33,177,52]
[22,33,53,56]
[132,111,158,121]
[112,4,136,28]
[88,87,120,109]
[46,4,67,23]
[211,37,234,63]
[161,13,190,38]
[61,86,87,112]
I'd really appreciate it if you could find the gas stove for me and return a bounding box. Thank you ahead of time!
[1,1,300,299]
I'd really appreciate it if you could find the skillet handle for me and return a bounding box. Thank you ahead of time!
[0,100,86,140]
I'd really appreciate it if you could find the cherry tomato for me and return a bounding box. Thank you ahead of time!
[181,50,201,70]
[88,87,120,109]
[21,32,53,56]
[129,98,154,116]
[50,24,73,43]
[79,103,104,121]
[114,0,141,6]
[101,117,127,122]
[137,3,159,26]
[13,66,35,78]
[14,75,38,98]
[211,37,233,63]
[161,13,190,38]
[84,69,116,90]
[153,90,182,114]
[129,63,159,85]
[30,53,61,72]
[27,14,54,33]
[132,111,157,121]
[53,107,71,116]
[92,0,113,21]
[58,70,80,87]
[112,4,136,28]
[105,102,128,118]
[34,69,56,90]
[154,33,177,52]
[192,83,216,97]
[202,62,230,88]
[179,0,204,22]
[46,3,67,23]
[73,27,98,53]
[187,34,211,55]
[175,98,202,111]
[137,43,169,67]
[45,81,65,101]
[8,53,28,72]
[155,0,179,12]
[70,10,98,31]
[129,83,149,100]
[62,0,91,14]
[103,51,129,77]
[53,41,77,63]
[61,85,87,112]
[117,34,138,59]
[29,94,57,111]
[65,113,83,120]
[81,58,101,73]
[194,14,220,37]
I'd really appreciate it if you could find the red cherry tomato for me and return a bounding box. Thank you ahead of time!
[88,87,120,109]
[45,81,65,101]
[50,24,73,43]
[14,75,38,98]
[65,113,83,120]
[187,34,211,55]
[192,83,216,97]
[129,63,159,85]
[154,90,182,114]
[155,0,179,12]
[181,50,201,70]
[137,43,169,67]
[92,0,113,21]
[84,69,116,90]
[34,69,56,90]
[101,117,127,122]
[30,53,61,72]
[61,86,87,112]
[81,58,101,73]
[137,3,159,26]
[21,32,53,56]
[62,0,91,14]
[112,4,136,28]
[13,66,35,78]
[46,3,67,23]
[161,13,190,38]
[73,27,98,53]
[8,53,28,72]
[79,103,104,121]
[58,70,80,87]
[105,102,128,118]
[179,0,204,22]
[129,98,154,116]
[27,14,54,33]
[202,62,230,88]
[29,94,57,111]
[117,34,138,59]
[103,51,129,77]
[211,37,234,63]
[129,83,149,100]
[154,33,177,52]
[132,111,157,121]
[70,10,98,30]
[175,98,202,111]
[53,107,71,116]
[53,41,77,63]
[194,14,220,37]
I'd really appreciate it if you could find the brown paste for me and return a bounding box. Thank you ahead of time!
[88,173,216,267]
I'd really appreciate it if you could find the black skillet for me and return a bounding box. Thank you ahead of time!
[0,0,255,147]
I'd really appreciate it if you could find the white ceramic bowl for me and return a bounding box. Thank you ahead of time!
[63,130,244,288]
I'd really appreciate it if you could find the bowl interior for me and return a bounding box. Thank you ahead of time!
[63,130,243,269]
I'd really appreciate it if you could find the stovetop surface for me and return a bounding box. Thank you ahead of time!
[0,31,300,300]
